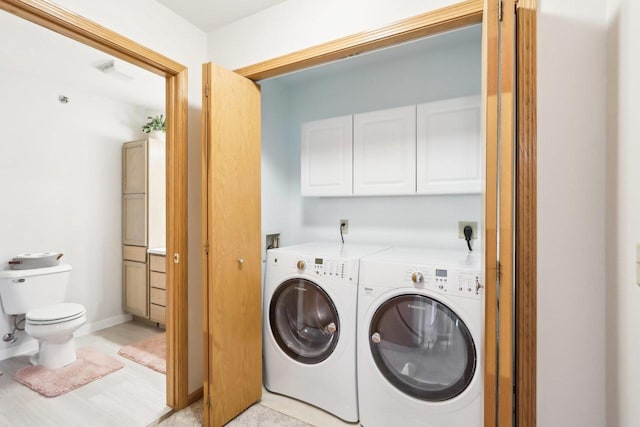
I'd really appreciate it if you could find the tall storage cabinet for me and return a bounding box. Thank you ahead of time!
[122,137,165,320]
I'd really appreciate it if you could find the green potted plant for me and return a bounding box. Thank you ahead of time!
[142,114,166,140]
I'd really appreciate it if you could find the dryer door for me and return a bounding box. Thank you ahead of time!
[269,278,340,364]
[369,294,476,401]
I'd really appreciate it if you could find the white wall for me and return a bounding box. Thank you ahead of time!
[7,0,207,393]
[0,69,150,357]
[605,0,640,426]
[260,26,482,250]
[207,0,461,69]
[538,0,607,425]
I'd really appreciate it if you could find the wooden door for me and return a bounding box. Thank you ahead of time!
[202,62,262,427]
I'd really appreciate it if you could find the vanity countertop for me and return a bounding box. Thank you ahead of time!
[147,247,166,256]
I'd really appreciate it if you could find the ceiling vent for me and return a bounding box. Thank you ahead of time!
[96,59,142,81]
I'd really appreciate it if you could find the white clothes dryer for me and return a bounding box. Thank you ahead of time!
[263,242,388,422]
[357,247,483,427]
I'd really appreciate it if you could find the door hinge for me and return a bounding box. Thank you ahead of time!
[205,83,210,98]
[496,260,501,279]
[498,1,503,21]
[204,241,209,255]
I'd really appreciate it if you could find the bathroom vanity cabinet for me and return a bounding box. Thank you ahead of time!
[121,137,165,323]
[149,253,166,324]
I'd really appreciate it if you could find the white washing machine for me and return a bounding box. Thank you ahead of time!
[263,242,388,422]
[357,247,483,427]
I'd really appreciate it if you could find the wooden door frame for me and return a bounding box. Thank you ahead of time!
[0,0,190,410]
[233,0,537,425]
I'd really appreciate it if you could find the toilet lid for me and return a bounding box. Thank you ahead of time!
[26,303,86,325]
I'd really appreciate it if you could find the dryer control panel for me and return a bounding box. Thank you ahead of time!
[407,266,482,300]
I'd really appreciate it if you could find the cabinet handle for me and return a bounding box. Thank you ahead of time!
[238,258,244,265]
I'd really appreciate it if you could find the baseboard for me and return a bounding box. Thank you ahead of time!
[188,387,204,405]
[0,313,133,361]
[76,313,133,336]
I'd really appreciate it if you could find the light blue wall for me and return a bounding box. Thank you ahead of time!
[261,26,482,251]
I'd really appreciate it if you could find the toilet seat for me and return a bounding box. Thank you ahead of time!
[26,302,86,326]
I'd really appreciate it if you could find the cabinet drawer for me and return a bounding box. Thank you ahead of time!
[150,271,166,290]
[149,254,166,273]
[150,287,166,306]
[123,245,147,262]
[150,304,166,324]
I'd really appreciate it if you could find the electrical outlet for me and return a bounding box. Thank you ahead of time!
[458,221,478,239]
[266,233,280,252]
[340,219,349,234]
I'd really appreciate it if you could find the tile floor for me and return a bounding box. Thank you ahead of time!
[0,320,168,426]
[0,320,357,426]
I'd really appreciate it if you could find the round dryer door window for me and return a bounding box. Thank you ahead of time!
[269,278,340,364]
[369,294,476,401]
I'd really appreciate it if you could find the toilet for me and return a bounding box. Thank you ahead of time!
[0,264,86,369]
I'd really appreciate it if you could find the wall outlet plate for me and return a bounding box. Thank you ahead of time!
[458,221,478,239]
[340,219,349,234]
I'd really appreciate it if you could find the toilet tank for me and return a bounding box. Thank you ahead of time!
[0,264,72,315]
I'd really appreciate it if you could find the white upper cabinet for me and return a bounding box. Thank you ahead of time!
[416,96,482,194]
[353,105,416,196]
[301,115,353,196]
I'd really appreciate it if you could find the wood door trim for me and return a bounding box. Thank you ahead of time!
[0,0,190,410]
[516,1,537,425]
[498,0,517,425]
[201,63,211,427]
[483,0,500,425]
[234,0,484,81]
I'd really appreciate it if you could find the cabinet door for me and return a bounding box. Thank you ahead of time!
[301,115,353,196]
[123,260,148,317]
[416,96,482,194]
[353,105,416,195]
[122,140,147,194]
[123,194,147,246]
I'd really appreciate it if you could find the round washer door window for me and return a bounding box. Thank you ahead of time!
[369,294,476,401]
[269,278,339,364]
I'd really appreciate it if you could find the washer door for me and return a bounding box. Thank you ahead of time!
[369,294,476,401]
[269,278,340,364]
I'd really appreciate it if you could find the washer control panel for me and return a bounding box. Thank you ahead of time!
[292,256,356,283]
[406,266,482,299]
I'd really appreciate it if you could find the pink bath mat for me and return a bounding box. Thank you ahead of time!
[118,332,166,374]
[14,347,123,397]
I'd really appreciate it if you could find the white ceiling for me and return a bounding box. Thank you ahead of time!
[156,0,287,32]
[0,9,165,111]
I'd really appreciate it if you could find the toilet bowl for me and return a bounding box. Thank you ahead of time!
[25,303,86,368]
[0,263,87,369]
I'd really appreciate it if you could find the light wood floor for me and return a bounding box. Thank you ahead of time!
[0,320,169,427]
